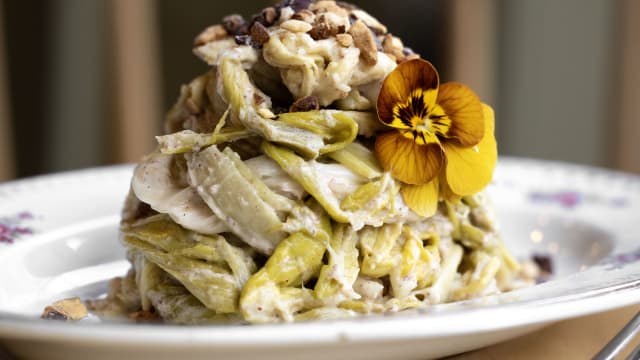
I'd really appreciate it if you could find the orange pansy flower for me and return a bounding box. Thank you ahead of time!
[374,59,497,216]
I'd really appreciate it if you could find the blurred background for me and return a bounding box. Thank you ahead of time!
[0,0,638,181]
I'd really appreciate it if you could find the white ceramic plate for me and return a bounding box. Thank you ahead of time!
[1,157,639,360]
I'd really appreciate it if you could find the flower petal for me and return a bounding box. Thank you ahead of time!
[401,179,439,217]
[437,82,484,147]
[438,173,461,203]
[443,103,497,196]
[375,130,444,185]
[377,59,439,128]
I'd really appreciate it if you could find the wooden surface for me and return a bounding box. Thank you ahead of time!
[447,0,496,106]
[108,0,161,164]
[449,304,640,359]
[0,1,14,181]
[615,0,640,174]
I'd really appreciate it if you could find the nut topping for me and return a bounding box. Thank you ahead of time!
[309,21,332,40]
[382,34,405,63]
[311,1,349,17]
[336,33,353,47]
[41,297,88,321]
[281,19,313,33]
[348,20,378,65]
[290,96,320,112]
[194,25,228,46]
[292,9,315,23]
[222,14,246,35]
[261,7,278,26]
[250,22,270,47]
[350,9,387,35]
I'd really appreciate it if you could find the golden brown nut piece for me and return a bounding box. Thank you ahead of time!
[348,20,378,66]
[41,297,88,321]
[193,25,228,46]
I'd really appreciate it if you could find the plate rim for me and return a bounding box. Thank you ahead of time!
[0,282,639,346]
[1,157,639,346]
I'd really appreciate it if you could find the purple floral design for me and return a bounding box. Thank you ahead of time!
[528,191,629,209]
[602,248,640,270]
[0,211,35,244]
[613,252,640,264]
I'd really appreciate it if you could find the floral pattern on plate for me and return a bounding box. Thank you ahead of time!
[0,212,36,244]
[528,190,630,209]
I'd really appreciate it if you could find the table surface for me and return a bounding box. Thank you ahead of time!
[450,304,640,359]
[1,305,639,359]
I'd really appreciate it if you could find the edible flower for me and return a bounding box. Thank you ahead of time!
[374,59,497,216]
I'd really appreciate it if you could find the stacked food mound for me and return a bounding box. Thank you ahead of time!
[98,0,534,324]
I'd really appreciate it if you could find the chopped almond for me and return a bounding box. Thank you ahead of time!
[336,33,353,47]
[41,297,88,321]
[194,25,228,46]
[349,20,378,65]
[281,19,313,33]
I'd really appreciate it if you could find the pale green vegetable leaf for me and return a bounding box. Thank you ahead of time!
[262,142,406,230]
[314,224,360,304]
[358,223,402,278]
[147,284,240,324]
[130,250,164,312]
[239,232,325,323]
[123,236,240,313]
[156,129,251,155]
[220,57,358,159]
[328,142,382,180]
[188,145,288,254]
